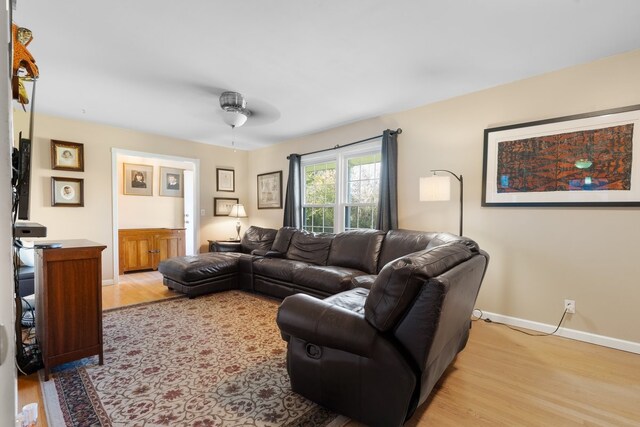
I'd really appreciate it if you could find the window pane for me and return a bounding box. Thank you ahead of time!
[347,153,381,205]
[304,161,336,204]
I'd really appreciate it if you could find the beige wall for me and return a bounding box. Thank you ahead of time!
[248,49,640,344]
[13,113,249,281]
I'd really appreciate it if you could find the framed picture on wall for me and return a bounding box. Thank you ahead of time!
[123,163,153,196]
[51,177,84,206]
[51,140,84,171]
[214,197,239,216]
[216,168,235,192]
[482,104,640,207]
[257,170,282,209]
[159,167,184,197]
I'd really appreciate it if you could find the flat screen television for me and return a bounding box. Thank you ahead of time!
[11,135,32,220]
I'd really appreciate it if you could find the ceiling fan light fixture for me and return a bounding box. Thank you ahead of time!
[219,91,251,128]
[221,109,249,128]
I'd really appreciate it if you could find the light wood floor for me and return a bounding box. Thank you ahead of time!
[18,272,640,426]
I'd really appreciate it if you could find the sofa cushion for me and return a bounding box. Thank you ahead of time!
[157,252,240,283]
[253,258,310,282]
[271,226,298,253]
[327,229,385,274]
[365,242,475,331]
[240,226,277,254]
[286,231,334,265]
[377,229,437,272]
[292,265,366,295]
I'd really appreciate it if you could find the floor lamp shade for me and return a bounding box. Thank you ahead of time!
[420,176,451,201]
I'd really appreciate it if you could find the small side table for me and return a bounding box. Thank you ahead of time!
[208,240,241,252]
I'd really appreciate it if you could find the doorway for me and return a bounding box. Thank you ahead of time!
[111,149,200,284]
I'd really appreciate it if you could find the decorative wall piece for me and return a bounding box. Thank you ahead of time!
[216,168,235,192]
[159,167,184,198]
[123,163,153,196]
[214,197,239,216]
[51,140,84,171]
[51,177,84,207]
[483,105,640,206]
[257,170,283,209]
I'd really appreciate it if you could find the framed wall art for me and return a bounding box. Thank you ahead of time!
[482,104,640,207]
[257,170,282,209]
[123,163,153,196]
[51,177,84,207]
[159,167,184,197]
[214,197,239,216]
[216,168,235,192]
[51,140,84,171]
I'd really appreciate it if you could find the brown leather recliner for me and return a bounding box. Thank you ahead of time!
[276,240,489,426]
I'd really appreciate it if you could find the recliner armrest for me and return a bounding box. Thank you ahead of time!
[276,293,378,358]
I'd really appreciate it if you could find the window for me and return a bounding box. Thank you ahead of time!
[302,141,381,233]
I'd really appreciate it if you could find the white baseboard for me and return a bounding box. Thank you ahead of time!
[102,279,114,286]
[481,311,640,355]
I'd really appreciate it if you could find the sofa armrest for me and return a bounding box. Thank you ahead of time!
[264,250,285,258]
[276,293,378,358]
[211,241,241,253]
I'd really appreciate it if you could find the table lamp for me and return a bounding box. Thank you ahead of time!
[228,204,247,241]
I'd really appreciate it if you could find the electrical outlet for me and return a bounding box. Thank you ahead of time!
[564,299,576,314]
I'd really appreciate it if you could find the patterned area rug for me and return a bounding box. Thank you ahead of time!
[41,291,347,426]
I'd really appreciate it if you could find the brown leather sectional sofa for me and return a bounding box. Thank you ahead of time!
[158,225,489,426]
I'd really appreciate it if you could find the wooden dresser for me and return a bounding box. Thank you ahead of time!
[118,228,185,274]
[35,240,106,380]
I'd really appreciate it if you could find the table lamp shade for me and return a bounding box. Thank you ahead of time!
[420,176,451,201]
[229,204,247,218]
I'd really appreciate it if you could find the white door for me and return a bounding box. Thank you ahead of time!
[183,170,195,255]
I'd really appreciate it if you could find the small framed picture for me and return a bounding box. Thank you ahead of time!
[257,170,283,209]
[217,168,235,192]
[159,167,184,197]
[214,197,239,216]
[51,177,84,207]
[123,163,153,196]
[51,140,84,171]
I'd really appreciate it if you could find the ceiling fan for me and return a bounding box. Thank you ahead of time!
[217,90,280,148]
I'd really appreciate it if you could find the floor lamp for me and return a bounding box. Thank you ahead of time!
[228,204,247,241]
[420,169,464,236]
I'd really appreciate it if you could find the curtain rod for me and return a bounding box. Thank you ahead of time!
[287,128,402,159]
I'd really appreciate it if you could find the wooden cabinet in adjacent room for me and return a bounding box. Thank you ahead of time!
[118,228,185,274]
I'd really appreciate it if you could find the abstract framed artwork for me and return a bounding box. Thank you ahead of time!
[159,167,183,198]
[51,176,84,207]
[482,104,640,207]
[257,170,282,209]
[216,168,235,192]
[123,163,153,196]
[51,140,84,171]
[214,197,239,216]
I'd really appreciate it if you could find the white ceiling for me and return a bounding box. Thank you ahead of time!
[13,1,640,150]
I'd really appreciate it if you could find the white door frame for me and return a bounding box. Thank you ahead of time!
[111,148,200,284]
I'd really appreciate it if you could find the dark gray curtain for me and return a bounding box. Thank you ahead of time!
[283,154,302,228]
[376,129,398,231]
